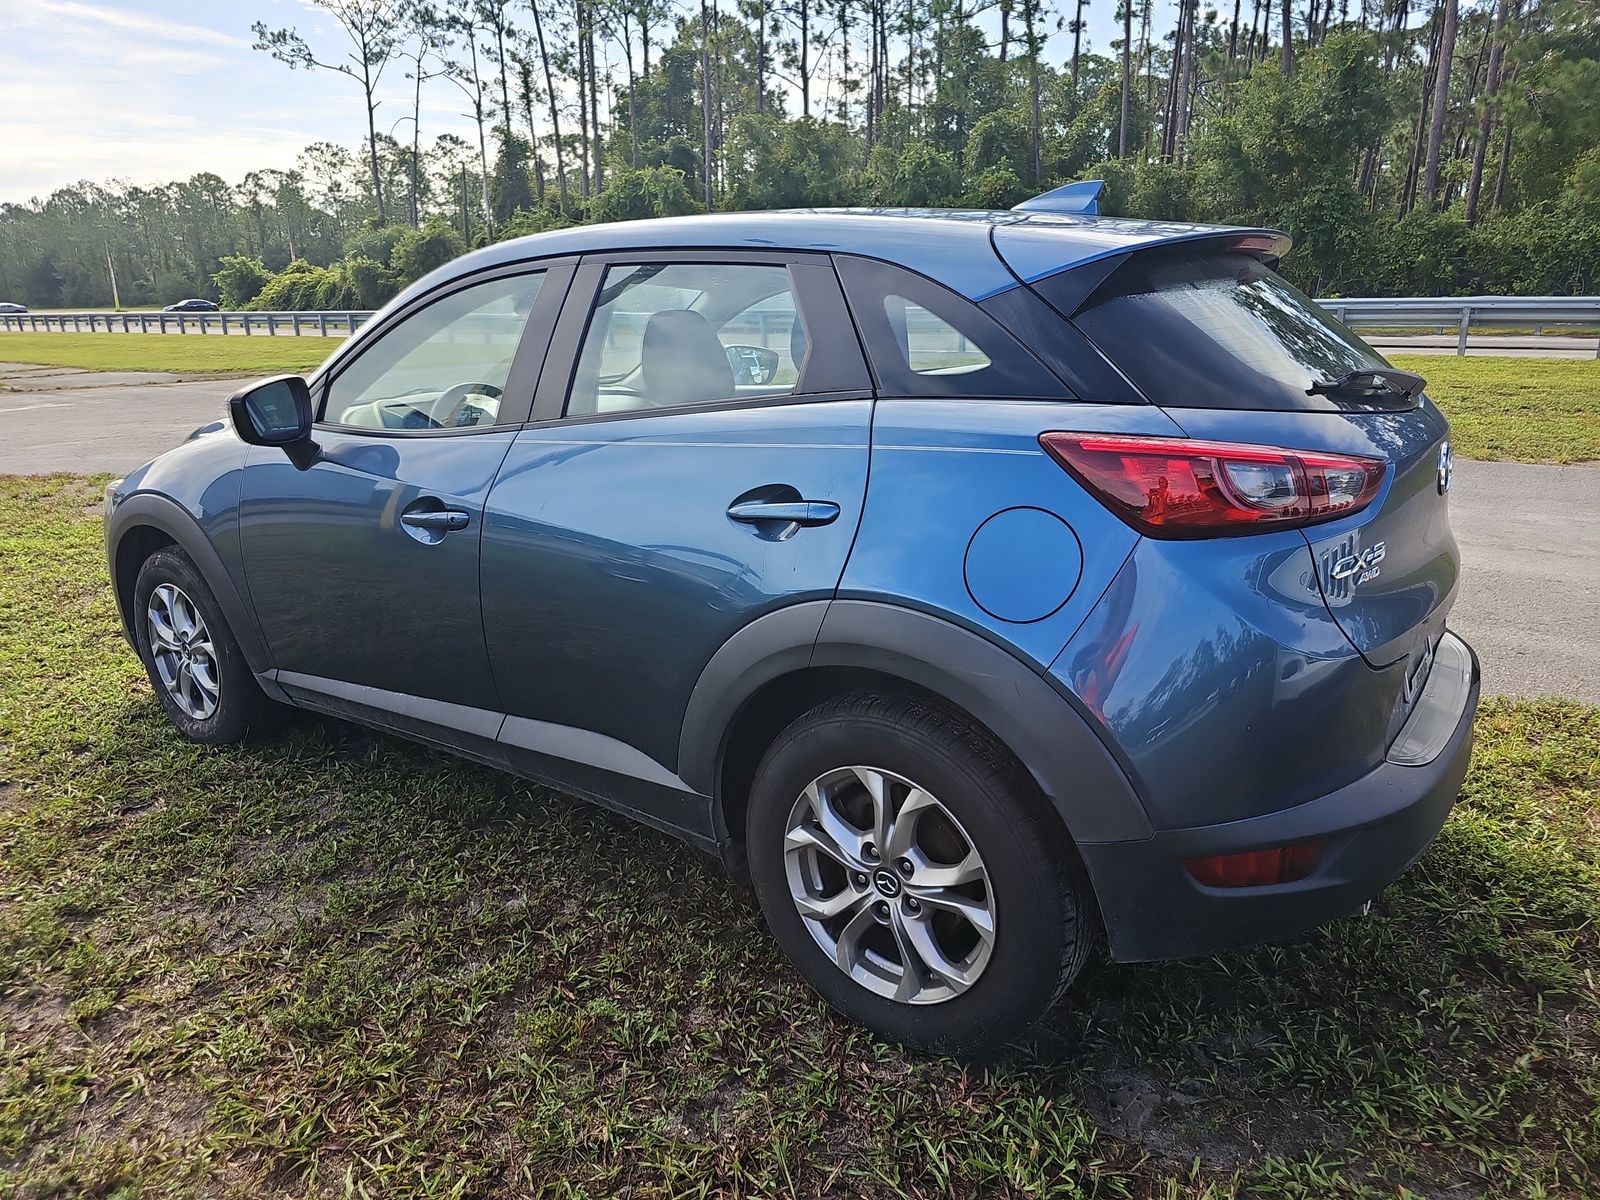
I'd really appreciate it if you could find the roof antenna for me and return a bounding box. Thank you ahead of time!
[1011,180,1103,217]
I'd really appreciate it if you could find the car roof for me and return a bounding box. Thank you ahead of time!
[404,209,1285,305]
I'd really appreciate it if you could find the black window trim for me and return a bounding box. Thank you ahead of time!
[528,248,874,428]
[309,257,578,438]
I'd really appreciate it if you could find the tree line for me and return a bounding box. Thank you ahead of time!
[1,0,1594,311]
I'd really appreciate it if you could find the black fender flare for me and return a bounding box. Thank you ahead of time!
[106,492,277,684]
[678,598,1153,846]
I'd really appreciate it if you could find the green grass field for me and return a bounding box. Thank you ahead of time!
[0,332,334,376]
[0,335,1596,463]
[3,475,1599,1197]
[1391,354,1600,464]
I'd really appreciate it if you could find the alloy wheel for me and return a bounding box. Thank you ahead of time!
[783,765,996,1005]
[147,583,220,721]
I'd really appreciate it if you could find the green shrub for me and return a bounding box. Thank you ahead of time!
[341,255,397,309]
[393,219,467,286]
[964,167,1026,210]
[591,166,701,223]
[253,260,343,311]
[212,255,272,309]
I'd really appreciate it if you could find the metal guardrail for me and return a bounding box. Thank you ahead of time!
[2,296,1597,356]
[0,310,374,336]
[1324,296,1600,356]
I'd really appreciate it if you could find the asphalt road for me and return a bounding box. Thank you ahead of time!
[0,365,236,474]
[2,363,1596,702]
[1370,334,1600,359]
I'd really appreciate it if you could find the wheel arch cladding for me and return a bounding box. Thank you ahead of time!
[682,599,1154,854]
[107,494,273,677]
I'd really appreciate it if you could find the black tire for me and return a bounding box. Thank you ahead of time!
[132,546,285,745]
[745,690,1096,1056]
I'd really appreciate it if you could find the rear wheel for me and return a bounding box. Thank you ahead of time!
[132,547,284,745]
[746,691,1095,1055]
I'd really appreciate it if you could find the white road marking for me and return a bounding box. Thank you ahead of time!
[0,401,70,415]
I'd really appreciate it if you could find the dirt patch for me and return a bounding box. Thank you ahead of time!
[1076,1061,1336,1172]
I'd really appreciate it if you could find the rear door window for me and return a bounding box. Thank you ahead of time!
[1057,251,1391,411]
[565,262,802,416]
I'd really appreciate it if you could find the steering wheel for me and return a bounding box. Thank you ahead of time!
[436,381,504,428]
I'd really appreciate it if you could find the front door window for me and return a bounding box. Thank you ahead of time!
[323,272,545,430]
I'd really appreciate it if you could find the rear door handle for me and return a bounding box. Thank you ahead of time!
[401,509,472,532]
[726,499,841,527]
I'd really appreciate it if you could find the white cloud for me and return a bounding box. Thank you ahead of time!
[11,0,250,48]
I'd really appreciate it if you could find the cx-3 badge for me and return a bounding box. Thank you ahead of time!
[1438,442,1454,495]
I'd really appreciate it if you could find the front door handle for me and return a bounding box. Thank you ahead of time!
[401,508,471,532]
[726,499,841,527]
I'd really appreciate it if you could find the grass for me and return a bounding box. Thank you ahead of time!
[1391,355,1600,464]
[0,333,334,377]
[3,476,1600,1197]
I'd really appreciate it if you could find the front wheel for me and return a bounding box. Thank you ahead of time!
[132,547,284,745]
[746,691,1096,1056]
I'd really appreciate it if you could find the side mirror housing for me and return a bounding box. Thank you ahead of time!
[227,375,319,467]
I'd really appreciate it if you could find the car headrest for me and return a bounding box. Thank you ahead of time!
[641,310,734,408]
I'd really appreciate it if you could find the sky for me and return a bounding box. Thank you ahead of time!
[0,0,1159,206]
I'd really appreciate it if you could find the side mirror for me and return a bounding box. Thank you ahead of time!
[227,375,318,466]
[725,344,781,386]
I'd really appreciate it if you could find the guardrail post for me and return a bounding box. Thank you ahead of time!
[1456,307,1471,356]
[319,313,329,336]
[269,314,278,336]
[243,313,251,335]
[292,313,301,336]
[220,314,228,335]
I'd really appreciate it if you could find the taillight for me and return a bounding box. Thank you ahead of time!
[1039,433,1386,537]
[1185,840,1326,888]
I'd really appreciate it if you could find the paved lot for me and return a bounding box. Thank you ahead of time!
[0,365,235,474]
[2,363,1596,702]
[1448,457,1600,704]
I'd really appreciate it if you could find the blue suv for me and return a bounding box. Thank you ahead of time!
[104,191,1478,1054]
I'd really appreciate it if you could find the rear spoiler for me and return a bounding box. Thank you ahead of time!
[1006,226,1294,316]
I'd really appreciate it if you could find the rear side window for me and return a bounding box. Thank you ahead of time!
[835,256,1069,399]
[1060,251,1388,411]
[888,297,992,376]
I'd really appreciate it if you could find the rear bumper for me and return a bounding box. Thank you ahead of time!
[1081,631,1480,963]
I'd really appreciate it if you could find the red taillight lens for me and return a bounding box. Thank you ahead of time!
[1039,433,1386,537]
[1185,840,1327,888]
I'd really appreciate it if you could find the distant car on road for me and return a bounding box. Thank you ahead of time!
[103,190,1476,1055]
[163,299,219,313]
[0,302,27,314]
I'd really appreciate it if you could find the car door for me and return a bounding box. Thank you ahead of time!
[478,251,874,828]
[238,261,573,752]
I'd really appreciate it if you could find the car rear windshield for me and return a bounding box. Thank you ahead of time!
[1056,251,1395,411]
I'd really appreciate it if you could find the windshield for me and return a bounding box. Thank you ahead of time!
[1060,251,1399,411]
